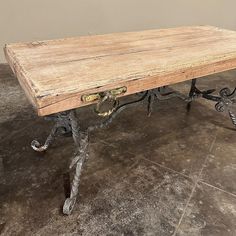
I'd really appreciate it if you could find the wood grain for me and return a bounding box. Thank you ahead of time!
[4,25,236,116]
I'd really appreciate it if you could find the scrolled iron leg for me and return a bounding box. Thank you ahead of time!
[186,82,236,129]
[187,79,197,111]
[30,84,235,216]
[186,79,216,111]
[31,112,71,152]
[31,125,59,152]
[145,88,189,116]
[214,87,236,128]
[63,110,89,215]
[147,92,155,117]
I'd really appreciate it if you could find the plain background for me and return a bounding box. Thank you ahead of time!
[1,0,236,62]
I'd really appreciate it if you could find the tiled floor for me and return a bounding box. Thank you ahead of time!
[0,64,236,235]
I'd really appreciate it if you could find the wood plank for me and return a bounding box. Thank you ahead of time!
[4,25,236,116]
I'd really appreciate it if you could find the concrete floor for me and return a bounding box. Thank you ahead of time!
[0,64,236,236]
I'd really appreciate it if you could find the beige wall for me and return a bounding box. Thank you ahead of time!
[1,0,236,62]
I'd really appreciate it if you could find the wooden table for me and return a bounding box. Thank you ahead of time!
[4,25,236,215]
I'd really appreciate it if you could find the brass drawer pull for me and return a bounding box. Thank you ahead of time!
[95,92,119,117]
[81,87,127,116]
[81,86,127,116]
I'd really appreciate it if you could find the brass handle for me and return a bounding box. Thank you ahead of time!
[94,92,119,117]
[81,86,127,117]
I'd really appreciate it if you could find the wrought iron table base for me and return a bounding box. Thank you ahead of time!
[31,80,236,215]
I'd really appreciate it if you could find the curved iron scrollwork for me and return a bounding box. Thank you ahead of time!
[187,80,236,128]
[187,79,216,111]
[31,112,72,152]
[30,80,236,215]
[215,88,236,112]
[146,87,190,116]
[215,88,236,126]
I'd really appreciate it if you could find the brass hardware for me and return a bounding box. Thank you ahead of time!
[81,86,127,117]
[81,93,100,103]
[109,86,127,97]
[94,93,119,117]
[81,86,127,103]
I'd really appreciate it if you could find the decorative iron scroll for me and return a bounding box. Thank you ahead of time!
[31,80,236,215]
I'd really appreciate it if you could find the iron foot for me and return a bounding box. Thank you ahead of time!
[31,112,71,152]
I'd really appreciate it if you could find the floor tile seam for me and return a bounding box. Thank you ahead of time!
[140,157,192,180]
[172,180,198,236]
[172,132,217,235]
[200,180,236,198]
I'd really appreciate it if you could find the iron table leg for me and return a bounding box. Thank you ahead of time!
[31,109,88,215]
[30,81,236,215]
[187,79,236,128]
[31,94,149,215]
[187,79,197,111]
[63,110,89,215]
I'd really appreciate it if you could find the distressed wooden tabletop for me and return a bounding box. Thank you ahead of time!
[4,25,236,116]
